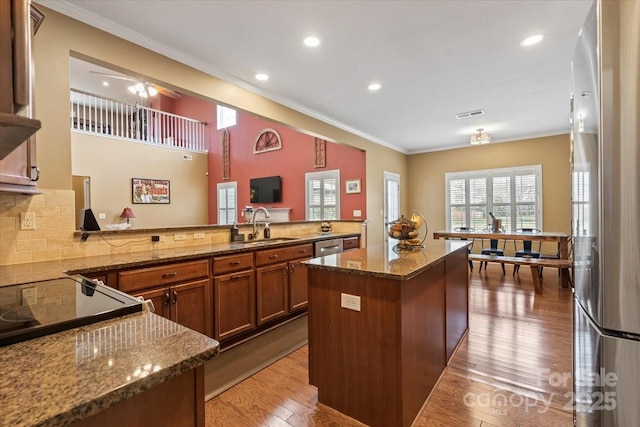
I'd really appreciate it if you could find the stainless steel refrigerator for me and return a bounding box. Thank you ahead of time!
[571,0,640,425]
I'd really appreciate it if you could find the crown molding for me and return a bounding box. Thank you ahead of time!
[37,0,406,155]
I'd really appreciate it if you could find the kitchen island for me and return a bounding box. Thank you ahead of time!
[304,240,469,427]
[0,310,219,427]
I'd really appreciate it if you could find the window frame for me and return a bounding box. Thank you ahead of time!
[216,181,237,225]
[445,165,542,232]
[305,169,340,220]
[216,105,236,130]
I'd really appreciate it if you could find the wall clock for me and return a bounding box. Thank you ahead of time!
[253,128,282,154]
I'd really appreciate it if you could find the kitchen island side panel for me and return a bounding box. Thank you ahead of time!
[308,269,402,426]
[445,247,470,361]
[399,259,446,427]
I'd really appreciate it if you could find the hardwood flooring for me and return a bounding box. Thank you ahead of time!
[205,264,573,427]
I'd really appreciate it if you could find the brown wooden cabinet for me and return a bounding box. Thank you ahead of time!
[212,253,255,341]
[255,243,313,325]
[0,0,44,193]
[118,259,212,336]
[342,236,360,251]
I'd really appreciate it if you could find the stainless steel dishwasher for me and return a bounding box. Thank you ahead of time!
[314,238,343,257]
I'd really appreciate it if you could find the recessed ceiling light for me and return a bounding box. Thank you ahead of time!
[255,73,269,81]
[368,82,382,91]
[520,34,545,47]
[304,36,321,47]
[102,81,109,86]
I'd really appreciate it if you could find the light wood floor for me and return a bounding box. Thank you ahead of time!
[205,264,573,427]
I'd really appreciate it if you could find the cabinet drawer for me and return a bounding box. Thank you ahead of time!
[118,259,209,293]
[343,236,360,251]
[255,244,314,267]
[213,252,254,275]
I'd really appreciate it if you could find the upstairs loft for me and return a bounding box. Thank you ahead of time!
[70,89,208,153]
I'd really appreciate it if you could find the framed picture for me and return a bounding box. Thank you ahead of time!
[132,178,170,204]
[345,179,361,194]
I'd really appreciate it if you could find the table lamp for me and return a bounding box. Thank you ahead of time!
[120,207,135,224]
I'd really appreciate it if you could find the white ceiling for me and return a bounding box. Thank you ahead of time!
[44,0,593,154]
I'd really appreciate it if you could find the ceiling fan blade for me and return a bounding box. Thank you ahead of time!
[150,84,181,99]
[89,70,137,82]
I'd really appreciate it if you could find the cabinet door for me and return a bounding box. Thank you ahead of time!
[170,278,211,337]
[256,263,289,325]
[213,270,255,341]
[288,258,310,312]
[134,287,171,320]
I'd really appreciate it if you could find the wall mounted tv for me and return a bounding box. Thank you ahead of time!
[250,175,281,203]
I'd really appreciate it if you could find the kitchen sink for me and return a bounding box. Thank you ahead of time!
[236,237,300,247]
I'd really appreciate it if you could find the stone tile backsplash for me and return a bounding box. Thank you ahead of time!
[0,189,362,266]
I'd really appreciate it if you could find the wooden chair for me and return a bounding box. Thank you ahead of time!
[512,228,541,274]
[453,226,475,270]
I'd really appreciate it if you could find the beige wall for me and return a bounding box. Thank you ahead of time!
[71,133,209,228]
[32,5,408,246]
[407,134,571,252]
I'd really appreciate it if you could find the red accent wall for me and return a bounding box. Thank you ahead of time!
[207,111,366,223]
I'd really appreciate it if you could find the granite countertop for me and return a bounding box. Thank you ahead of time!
[0,232,360,287]
[0,311,219,427]
[303,239,469,280]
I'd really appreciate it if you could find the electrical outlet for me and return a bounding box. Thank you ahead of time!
[98,212,107,219]
[151,235,160,242]
[20,212,36,230]
[353,209,362,217]
[174,234,187,241]
[341,293,361,312]
[22,287,37,305]
[194,232,205,239]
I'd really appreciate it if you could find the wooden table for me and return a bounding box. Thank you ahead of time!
[433,230,572,288]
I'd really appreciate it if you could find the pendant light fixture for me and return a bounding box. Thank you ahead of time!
[470,128,491,145]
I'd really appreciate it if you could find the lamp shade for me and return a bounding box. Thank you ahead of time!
[120,207,135,219]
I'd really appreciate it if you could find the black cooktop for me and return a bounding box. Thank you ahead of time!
[0,275,142,347]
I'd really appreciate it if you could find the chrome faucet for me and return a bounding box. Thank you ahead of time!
[250,207,270,240]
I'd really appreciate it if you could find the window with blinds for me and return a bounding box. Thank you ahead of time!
[572,168,590,234]
[217,181,237,225]
[445,165,542,232]
[305,170,340,220]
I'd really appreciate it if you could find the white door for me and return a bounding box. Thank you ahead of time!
[383,171,400,243]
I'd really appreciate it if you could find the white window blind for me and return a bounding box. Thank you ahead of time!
[572,167,590,234]
[445,165,542,232]
[217,181,237,225]
[305,170,340,220]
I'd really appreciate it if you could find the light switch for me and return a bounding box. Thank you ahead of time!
[98,213,106,219]
[353,210,361,217]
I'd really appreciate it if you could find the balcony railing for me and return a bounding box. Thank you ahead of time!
[70,89,207,152]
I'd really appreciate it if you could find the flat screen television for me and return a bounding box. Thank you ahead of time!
[250,176,281,203]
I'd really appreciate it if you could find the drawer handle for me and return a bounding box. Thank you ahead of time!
[298,249,308,254]
[162,272,178,279]
[229,260,241,266]
[269,254,278,259]
[172,290,177,304]
[230,275,243,280]
[164,292,170,306]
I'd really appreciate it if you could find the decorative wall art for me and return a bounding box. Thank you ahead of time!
[313,137,326,168]
[222,129,230,180]
[345,179,361,194]
[132,178,170,204]
[253,128,282,153]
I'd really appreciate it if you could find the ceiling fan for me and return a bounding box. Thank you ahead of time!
[89,70,181,99]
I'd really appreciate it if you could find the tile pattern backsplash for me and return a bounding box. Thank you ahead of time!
[0,189,362,266]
